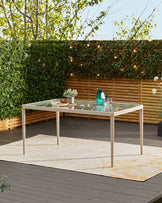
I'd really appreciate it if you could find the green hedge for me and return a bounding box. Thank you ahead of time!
[0,40,69,120]
[25,41,69,103]
[67,40,162,79]
[0,40,161,120]
[0,41,26,120]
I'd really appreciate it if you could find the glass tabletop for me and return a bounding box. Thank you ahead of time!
[23,99,141,113]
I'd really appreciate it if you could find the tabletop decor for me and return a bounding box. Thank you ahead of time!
[60,98,69,103]
[63,88,78,104]
[152,76,162,136]
[95,88,105,105]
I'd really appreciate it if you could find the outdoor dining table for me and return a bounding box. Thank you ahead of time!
[22,99,143,167]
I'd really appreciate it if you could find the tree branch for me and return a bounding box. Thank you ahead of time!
[12,0,32,22]
[35,0,39,40]
[127,6,157,40]
[24,0,27,40]
[84,0,119,40]
[11,0,36,40]
[59,12,78,40]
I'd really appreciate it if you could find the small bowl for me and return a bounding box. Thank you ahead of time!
[60,98,68,103]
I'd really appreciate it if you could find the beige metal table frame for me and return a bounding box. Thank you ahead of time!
[22,99,143,167]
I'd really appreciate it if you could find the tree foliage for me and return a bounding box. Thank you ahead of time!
[114,9,157,40]
[0,0,113,40]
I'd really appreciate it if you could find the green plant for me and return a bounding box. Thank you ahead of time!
[0,176,10,192]
[0,40,69,120]
[63,89,78,97]
[0,40,27,120]
[25,41,69,103]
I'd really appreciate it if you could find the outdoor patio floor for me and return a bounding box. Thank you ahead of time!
[0,117,162,203]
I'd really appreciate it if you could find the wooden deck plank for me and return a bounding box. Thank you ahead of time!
[0,169,146,203]
[0,117,162,203]
[0,162,145,203]
[0,163,159,199]
[0,161,160,193]
[0,197,20,203]
[0,160,162,203]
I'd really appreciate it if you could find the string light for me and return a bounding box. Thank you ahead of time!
[133,49,137,53]
[28,43,31,47]
[120,68,124,72]
[80,63,83,66]
[133,65,137,70]
[69,56,73,62]
[114,56,117,59]
[97,73,100,77]
[70,73,74,76]
[70,45,73,49]
[87,44,90,47]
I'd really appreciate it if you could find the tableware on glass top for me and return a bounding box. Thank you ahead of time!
[51,101,69,107]
[108,98,112,106]
[60,98,68,103]
[104,97,112,108]
[95,88,105,105]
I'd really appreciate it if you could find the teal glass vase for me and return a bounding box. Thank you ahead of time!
[95,89,105,105]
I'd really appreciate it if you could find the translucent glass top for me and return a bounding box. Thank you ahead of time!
[23,99,140,113]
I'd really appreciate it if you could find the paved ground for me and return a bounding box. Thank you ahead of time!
[0,117,162,203]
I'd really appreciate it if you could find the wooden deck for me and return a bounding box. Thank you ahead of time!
[0,117,162,203]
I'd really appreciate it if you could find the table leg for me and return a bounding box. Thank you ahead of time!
[22,108,26,155]
[140,108,143,155]
[56,111,60,145]
[110,116,115,167]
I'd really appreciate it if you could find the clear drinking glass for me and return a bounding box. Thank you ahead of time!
[104,97,109,108]
[109,98,112,106]
[104,97,112,108]
[108,98,113,111]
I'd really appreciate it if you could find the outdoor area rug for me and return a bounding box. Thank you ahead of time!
[0,134,162,181]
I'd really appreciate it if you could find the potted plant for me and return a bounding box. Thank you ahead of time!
[0,176,10,192]
[63,88,78,104]
[152,76,162,136]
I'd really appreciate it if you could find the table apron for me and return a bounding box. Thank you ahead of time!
[22,106,143,118]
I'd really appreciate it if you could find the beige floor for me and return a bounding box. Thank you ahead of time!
[0,134,162,181]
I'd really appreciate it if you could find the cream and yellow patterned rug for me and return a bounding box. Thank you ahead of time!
[0,134,162,181]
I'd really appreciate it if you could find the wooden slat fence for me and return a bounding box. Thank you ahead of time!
[0,78,161,131]
[65,78,161,124]
[0,111,56,131]
[141,80,162,123]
